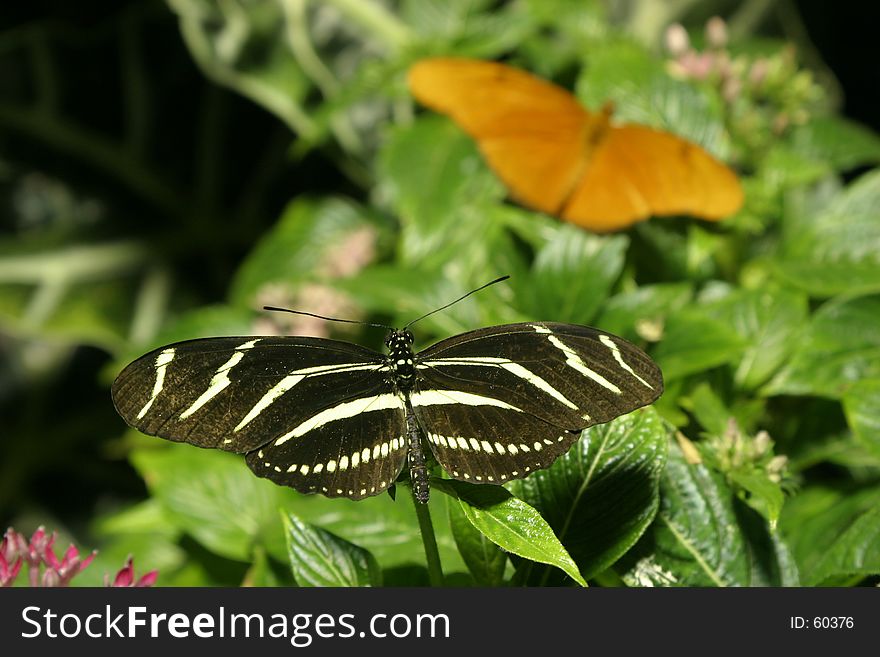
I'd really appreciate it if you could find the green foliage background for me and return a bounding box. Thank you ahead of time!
[2,0,879,587]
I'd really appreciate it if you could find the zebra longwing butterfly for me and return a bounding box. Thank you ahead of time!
[111,287,663,503]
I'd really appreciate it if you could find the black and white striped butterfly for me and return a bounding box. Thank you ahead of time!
[111,281,663,503]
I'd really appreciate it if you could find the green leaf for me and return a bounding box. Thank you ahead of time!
[231,197,387,304]
[131,445,296,562]
[283,512,381,587]
[810,506,880,584]
[510,408,669,584]
[447,498,507,586]
[727,470,785,529]
[284,488,467,575]
[333,265,510,337]
[379,117,503,267]
[735,502,800,587]
[756,145,830,189]
[647,438,750,586]
[843,379,880,459]
[704,287,809,390]
[516,228,627,325]
[682,382,731,437]
[83,499,185,587]
[779,485,880,583]
[789,115,880,172]
[597,282,692,343]
[434,479,586,586]
[775,170,880,297]
[764,295,880,399]
[652,311,746,382]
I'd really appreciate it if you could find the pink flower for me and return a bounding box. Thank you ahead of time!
[43,541,97,586]
[106,557,158,587]
[1,530,23,587]
[1,526,156,587]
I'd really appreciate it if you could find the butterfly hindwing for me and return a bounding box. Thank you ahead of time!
[563,124,744,231]
[245,384,409,500]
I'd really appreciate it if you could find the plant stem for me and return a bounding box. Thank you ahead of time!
[411,488,444,586]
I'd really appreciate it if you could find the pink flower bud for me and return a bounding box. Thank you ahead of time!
[706,16,728,49]
[665,23,690,56]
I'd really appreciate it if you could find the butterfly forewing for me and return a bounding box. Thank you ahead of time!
[413,322,662,483]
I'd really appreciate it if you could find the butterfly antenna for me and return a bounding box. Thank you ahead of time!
[263,307,393,332]
[404,275,510,330]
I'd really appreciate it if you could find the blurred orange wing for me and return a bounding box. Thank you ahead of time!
[561,124,744,231]
[407,57,743,231]
[407,58,594,215]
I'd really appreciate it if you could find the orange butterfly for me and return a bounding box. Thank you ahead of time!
[407,57,743,232]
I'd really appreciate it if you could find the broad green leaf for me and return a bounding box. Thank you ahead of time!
[231,197,387,304]
[764,295,880,399]
[789,115,880,172]
[434,480,586,586]
[756,145,830,190]
[810,506,880,585]
[682,382,731,437]
[131,445,296,562]
[775,170,880,297]
[597,282,692,343]
[81,500,185,587]
[447,497,507,586]
[647,438,750,586]
[704,287,809,390]
[778,485,880,582]
[517,227,627,325]
[735,502,800,587]
[283,512,381,587]
[788,431,880,472]
[286,488,466,576]
[652,311,746,382]
[333,265,511,338]
[132,444,465,575]
[379,117,502,267]
[842,379,880,459]
[404,0,532,56]
[511,408,669,584]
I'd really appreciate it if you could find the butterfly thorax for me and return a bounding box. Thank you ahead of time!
[385,328,416,390]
